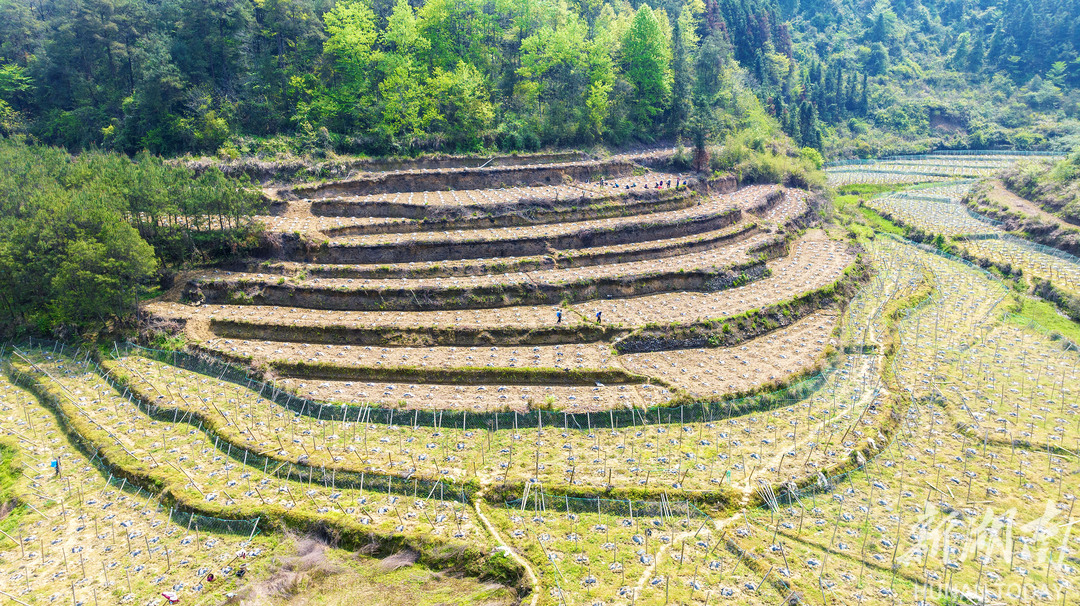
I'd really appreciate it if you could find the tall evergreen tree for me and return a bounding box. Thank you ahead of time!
[621,5,671,128]
[670,9,691,136]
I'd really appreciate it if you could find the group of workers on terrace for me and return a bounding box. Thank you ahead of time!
[599,176,687,190]
[549,174,689,327]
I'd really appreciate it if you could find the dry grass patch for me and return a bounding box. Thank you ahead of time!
[227,537,514,606]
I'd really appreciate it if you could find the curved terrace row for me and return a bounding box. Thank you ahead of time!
[150,154,854,416]
[150,234,854,341]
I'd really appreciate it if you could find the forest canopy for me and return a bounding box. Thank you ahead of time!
[2,0,1079,158]
[0,138,262,335]
[0,0,815,157]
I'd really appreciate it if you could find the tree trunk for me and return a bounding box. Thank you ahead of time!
[693,145,710,173]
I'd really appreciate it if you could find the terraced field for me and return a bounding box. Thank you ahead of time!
[826,152,1064,187]
[149,157,849,416]
[0,365,277,605]
[5,152,1080,604]
[840,154,1080,304]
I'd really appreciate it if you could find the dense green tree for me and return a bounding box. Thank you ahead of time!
[430,62,495,151]
[0,137,262,335]
[0,141,155,332]
[49,197,158,329]
[516,3,595,142]
[967,32,985,73]
[621,5,671,128]
[670,9,692,136]
[951,33,971,70]
[866,42,889,76]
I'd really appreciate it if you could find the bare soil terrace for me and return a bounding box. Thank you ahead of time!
[240,220,763,280]
[152,232,852,338]
[148,154,853,420]
[984,179,1074,228]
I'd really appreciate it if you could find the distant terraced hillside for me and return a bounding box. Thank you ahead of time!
[826,151,1063,187]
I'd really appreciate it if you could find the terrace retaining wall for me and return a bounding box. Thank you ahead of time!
[315,191,700,237]
[288,159,642,198]
[614,253,869,353]
[246,223,765,279]
[208,320,627,347]
[192,258,767,312]
[280,207,744,265]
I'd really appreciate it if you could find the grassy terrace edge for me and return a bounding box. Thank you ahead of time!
[186,250,865,404]
[864,190,1080,325]
[199,241,855,348]
[197,253,769,312]
[154,252,866,415]
[765,261,935,508]
[615,249,869,353]
[235,359,663,388]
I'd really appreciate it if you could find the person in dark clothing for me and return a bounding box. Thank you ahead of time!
[556,310,562,323]
[596,311,602,324]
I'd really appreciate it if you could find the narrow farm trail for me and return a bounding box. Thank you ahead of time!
[473,482,542,606]
[631,509,745,599]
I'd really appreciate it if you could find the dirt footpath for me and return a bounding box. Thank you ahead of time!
[987,180,1078,229]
